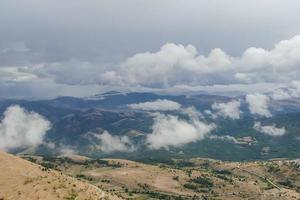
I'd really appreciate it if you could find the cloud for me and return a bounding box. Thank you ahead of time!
[208,135,238,143]
[146,112,215,150]
[1,0,300,69]
[4,34,300,97]
[211,100,241,119]
[128,99,181,111]
[59,147,78,157]
[204,109,218,119]
[0,67,37,83]
[104,44,233,87]
[10,35,300,89]
[271,81,300,100]
[0,105,51,151]
[2,0,300,98]
[271,88,293,100]
[181,106,204,119]
[27,61,107,85]
[98,35,300,89]
[246,93,272,117]
[87,131,134,153]
[253,122,286,136]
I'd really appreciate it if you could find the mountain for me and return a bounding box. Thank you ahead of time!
[1,92,300,161]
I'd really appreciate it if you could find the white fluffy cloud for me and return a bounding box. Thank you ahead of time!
[128,99,181,111]
[211,100,241,119]
[0,105,51,151]
[254,122,286,136]
[146,112,215,150]
[91,131,134,153]
[102,44,233,87]
[246,93,272,117]
[98,35,300,89]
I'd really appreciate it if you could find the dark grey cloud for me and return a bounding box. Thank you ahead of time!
[1,0,300,65]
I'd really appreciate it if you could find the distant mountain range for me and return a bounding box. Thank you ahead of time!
[1,91,300,162]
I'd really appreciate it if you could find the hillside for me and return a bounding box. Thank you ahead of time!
[1,151,300,199]
[24,155,300,200]
[0,151,122,200]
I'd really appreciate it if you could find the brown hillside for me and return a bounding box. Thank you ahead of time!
[0,151,120,200]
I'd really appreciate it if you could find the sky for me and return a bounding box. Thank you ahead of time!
[1,0,300,98]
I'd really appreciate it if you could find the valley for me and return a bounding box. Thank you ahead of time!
[1,92,300,162]
[2,92,300,199]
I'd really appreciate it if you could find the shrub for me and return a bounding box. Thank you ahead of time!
[190,176,214,188]
[278,179,294,188]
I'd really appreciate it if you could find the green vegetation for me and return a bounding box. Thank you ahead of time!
[190,176,214,188]
[40,162,55,170]
[140,190,192,200]
[183,183,198,190]
[75,174,93,181]
[278,179,294,188]
[212,169,232,175]
[266,163,280,173]
[212,169,233,182]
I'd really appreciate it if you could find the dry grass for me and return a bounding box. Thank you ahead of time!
[58,158,300,199]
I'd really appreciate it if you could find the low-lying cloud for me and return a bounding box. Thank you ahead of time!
[87,131,134,153]
[146,112,215,150]
[246,93,272,117]
[128,99,181,111]
[271,81,300,100]
[59,147,78,157]
[208,135,238,143]
[254,122,286,136]
[0,105,51,151]
[212,100,241,120]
